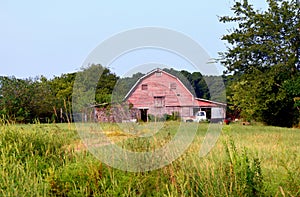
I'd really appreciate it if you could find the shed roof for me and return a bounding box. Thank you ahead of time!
[195,98,226,107]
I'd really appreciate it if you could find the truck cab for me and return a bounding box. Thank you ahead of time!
[184,110,207,122]
[194,111,207,122]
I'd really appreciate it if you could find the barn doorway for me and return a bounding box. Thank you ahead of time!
[140,109,148,122]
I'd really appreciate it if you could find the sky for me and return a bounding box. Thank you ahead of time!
[0,0,268,79]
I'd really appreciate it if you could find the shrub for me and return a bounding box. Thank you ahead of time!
[147,112,180,122]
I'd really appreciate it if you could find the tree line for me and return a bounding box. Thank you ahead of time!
[0,65,216,123]
[0,65,118,123]
[1,0,299,127]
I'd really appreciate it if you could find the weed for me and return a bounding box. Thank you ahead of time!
[223,139,264,196]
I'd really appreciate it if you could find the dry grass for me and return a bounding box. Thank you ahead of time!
[0,121,299,196]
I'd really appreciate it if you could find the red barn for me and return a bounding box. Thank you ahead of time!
[124,68,226,122]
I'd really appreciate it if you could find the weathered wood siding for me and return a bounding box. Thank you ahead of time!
[127,70,195,117]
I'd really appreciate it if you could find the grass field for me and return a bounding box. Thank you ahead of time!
[0,121,299,196]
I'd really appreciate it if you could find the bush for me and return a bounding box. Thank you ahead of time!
[147,112,180,122]
[147,114,165,122]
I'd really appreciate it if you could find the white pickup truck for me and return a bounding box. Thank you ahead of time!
[184,111,207,122]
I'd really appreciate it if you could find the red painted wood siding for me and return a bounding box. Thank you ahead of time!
[127,71,195,116]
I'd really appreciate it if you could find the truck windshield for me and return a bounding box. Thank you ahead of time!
[197,111,205,116]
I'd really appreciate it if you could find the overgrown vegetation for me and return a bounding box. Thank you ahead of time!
[0,121,299,196]
[219,0,300,127]
[0,65,119,123]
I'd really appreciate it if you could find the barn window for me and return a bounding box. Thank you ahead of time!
[154,96,165,107]
[156,71,162,77]
[141,84,148,90]
[170,83,177,90]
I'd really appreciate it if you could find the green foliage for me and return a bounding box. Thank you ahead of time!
[283,74,300,125]
[0,123,77,196]
[0,65,225,123]
[146,112,180,122]
[204,75,226,102]
[168,111,181,121]
[0,76,56,123]
[147,114,164,122]
[164,68,211,100]
[223,139,264,196]
[49,72,76,112]
[0,64,119,123]
[113,72,144,102]
[219,0,300,127]
[72,64,119,110]
[227,71,295,126]
[95,67,119,103]
[48,159,102,196]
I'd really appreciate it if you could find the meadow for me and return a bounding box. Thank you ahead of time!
[0,120,299,196]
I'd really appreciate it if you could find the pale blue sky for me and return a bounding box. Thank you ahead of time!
[0,0,267,78]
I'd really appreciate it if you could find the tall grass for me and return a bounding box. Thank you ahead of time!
[0,123,78,196]
[0,121,299,196]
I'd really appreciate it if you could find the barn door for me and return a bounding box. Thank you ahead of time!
[140,109,148,122]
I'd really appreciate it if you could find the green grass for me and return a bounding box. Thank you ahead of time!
[0,121,299,196]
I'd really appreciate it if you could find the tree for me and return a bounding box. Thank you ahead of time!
[203,75,226,102]
[29,76,57,122]
[0,76,32,122]
[0,76,56,123]
[0,65,120,123]
[219,0,300,126]
[72,64,119,111]
[95,67,119,103]
[49,73,76,121]
[112,72,145,102]
[164,68,211,100]
[283,74,300,126]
